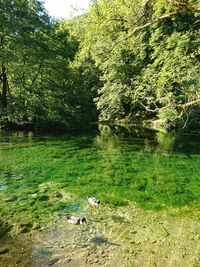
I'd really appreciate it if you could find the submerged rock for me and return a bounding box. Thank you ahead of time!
[32,223,41,230]
[48,258,59,267]
[0,247,9,254]
[37,195,49,201]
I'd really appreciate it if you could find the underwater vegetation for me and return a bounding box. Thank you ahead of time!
[0,127,200,234]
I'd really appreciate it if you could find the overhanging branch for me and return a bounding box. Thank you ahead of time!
[177,98,200,108]
[138,97,200,113]
[111,11,185,50]
[111,1,200,51]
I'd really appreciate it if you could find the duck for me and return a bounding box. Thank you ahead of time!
[66,215,86,225]
[87,196,100,206]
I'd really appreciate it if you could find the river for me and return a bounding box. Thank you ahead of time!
[0,125,200,266]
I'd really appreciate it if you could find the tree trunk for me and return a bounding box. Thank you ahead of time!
[1,62,8,109]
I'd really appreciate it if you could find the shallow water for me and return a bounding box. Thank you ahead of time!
[0,125,200,266]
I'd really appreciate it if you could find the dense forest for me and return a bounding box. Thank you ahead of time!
[0,0,200,131]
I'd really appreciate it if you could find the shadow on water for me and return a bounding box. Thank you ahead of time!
[111,215,129,223]
[90,236,120,246]
[48,258,59,267]
[98,123,200,155]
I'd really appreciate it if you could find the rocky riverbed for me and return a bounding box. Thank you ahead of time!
[0,202,200,267]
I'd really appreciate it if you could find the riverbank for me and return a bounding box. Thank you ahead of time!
[0,202,200,267]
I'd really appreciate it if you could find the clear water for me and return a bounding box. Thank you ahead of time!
[0,125,200,228]
[0,125,200,266]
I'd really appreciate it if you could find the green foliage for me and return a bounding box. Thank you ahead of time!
[72,0,200,130]
[1,0,200,131]
[0,0,98,130]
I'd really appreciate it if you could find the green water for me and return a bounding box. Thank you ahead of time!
[0,125,200,231]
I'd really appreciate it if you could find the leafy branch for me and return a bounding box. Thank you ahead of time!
[111,1,200,51]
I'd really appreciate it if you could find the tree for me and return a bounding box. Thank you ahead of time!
[0,0,50,116]
[0,1,98,130]
[73,0,200,129]
[1,0,200,131]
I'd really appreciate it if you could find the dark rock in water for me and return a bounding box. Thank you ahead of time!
[65,258,71,264]
[48,258,59,267]
[37,195,49,201]
[20,221,33,228]
[0,247,9,254]
[32,223,41,230]
[20,227,31,233]
[0,220,12,238]
[55,192,63,198]
[5,196,18,202]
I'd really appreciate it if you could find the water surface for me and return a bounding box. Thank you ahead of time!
[0,125,200,266]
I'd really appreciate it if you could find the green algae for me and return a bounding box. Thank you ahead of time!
[0,126,200,234]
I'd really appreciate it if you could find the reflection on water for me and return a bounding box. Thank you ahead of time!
[0,126,200,266]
